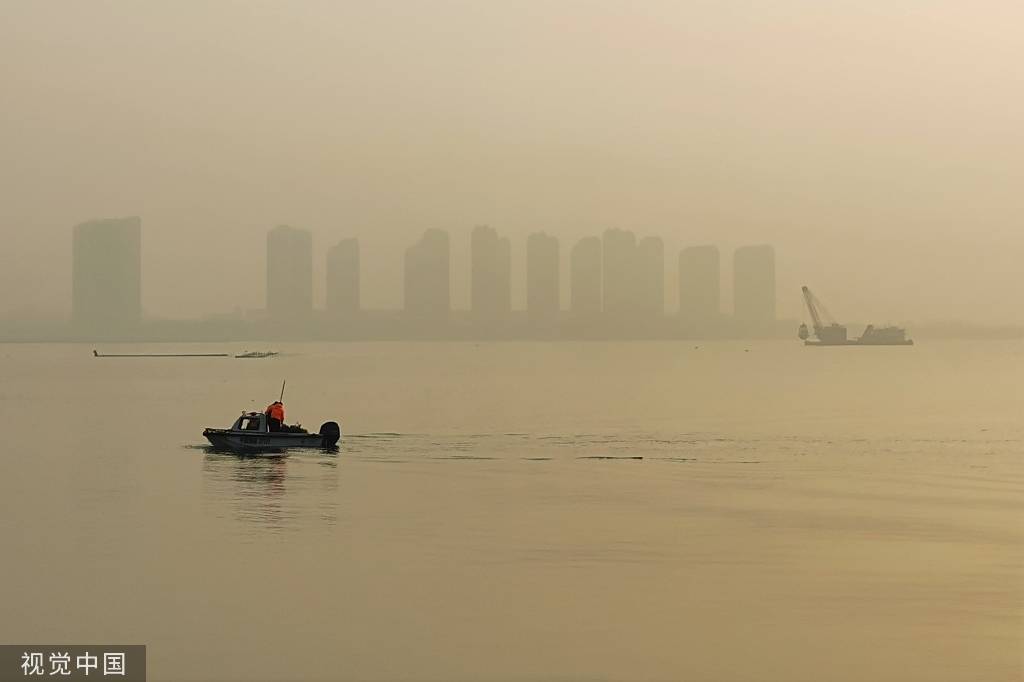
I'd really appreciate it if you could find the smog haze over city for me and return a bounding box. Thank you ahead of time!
[1,1,1022,331]
[2,4,1022,682]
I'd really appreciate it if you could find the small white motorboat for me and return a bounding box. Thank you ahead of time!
[203,412,341,453]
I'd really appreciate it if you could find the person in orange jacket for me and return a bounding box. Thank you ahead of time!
[265,401,285,432]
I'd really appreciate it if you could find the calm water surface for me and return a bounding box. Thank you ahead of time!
[1,341,1021,681]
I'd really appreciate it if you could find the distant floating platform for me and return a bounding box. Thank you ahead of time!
[93,349,229,358]
[234,351,279,359]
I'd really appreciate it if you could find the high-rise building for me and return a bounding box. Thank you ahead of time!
[404,229,450,317]
[570,237,602,315]
[470,225,511,320]
[679,245,720,322]
[72,217,142,331]
[266,225,313,319]
[637,236,664,317]
[733,245,776,324]
[526,232,559,321]
[326,238,360,315]
[602,228,638,317]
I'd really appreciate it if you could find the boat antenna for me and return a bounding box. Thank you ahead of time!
[279,380,287,402]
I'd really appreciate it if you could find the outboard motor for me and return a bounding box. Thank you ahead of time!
[319,421,341,448]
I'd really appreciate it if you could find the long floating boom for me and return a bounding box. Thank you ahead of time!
[93,349,229,358]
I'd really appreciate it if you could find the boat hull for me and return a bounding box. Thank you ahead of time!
[805,340,914,346]
[203,428,335,453]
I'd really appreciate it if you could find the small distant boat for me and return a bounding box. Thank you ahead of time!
[203,411,341,453]
[235,351,279,359]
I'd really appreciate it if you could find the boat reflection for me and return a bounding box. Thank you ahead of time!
[200,451,339,532]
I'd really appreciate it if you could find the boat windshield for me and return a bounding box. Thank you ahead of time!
[239,417,262,431]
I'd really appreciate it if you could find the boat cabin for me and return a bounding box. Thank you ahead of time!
[232,412,269,433]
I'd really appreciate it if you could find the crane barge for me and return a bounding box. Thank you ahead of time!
[798,286,913,346]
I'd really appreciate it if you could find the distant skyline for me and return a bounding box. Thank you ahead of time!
[52,218,795,341]
[1,2,1021,325]
[41,217,1017,343]
[6,213,1019,327]
[66,219,783,335]
[4,213,1017,329]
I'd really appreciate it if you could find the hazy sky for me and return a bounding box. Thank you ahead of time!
[1,1,1021,324]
